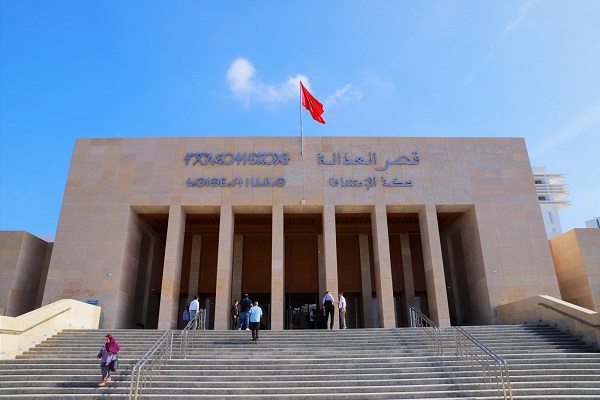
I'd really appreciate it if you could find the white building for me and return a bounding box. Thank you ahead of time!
[533,167,571,239]
[585,217,600,229]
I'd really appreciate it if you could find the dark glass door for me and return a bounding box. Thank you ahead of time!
[286,293,318,329]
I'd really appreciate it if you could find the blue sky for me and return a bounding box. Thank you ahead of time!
[1,0,599,238]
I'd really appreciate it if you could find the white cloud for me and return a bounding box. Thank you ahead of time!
[465,0,536,85]
[226,57,308,108]
[324,84,363,107]
[226,58,255,95]
[530,104,600,158]
[501,0,536,38]
[226,57,361,112]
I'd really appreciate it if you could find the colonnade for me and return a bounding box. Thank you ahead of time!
[156,205,451,330]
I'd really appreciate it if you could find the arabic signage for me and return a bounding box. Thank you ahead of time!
[318,151,419,189]
[329,177,412,188]
[317,151,420,170]
[184,150,420,189]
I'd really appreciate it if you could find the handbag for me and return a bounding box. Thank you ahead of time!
[110,357,119,372]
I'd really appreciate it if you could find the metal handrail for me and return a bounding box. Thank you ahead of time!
[409,307,443,355]
[538,303,600,328]
[128,330,173,400]
[179,309,205,359]
[454,326,512,400]
[0,307,72,334]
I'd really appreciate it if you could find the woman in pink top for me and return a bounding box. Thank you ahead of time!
[96,334,120,386]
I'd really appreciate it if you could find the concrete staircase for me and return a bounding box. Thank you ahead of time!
[0,325,598,399]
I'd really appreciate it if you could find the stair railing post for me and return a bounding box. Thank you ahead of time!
[134,363,141,400]
[128,330,173,400]
[128,364,137,399]
[169,331,173,360]
[408,306,443,356]
[453,326,512,400]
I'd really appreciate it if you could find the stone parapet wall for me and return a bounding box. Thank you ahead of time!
[0,299,101,359]
[496,295,599,348]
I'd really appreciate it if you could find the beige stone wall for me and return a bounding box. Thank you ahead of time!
[439,200,561,325]
[550,228,600,311]
[117,209,145,328]
[440,207,485,323]
[497,295,599,349]
[34,242,53,309]
[41,136,560,328]
[0,299,101,359]
[0,231,52,317]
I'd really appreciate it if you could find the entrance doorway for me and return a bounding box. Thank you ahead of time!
[286,293,318,329]
[343,293,361,329]
[200,296,215,330]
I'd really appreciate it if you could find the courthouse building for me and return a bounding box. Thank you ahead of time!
[39,136,562,330]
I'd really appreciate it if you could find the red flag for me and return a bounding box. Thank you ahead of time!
[300,81,326,124]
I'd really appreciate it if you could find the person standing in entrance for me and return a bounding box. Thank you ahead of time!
[231,300,240,330]
[239,294,252,330]
[338,292,347,329]
[308,308,316,329]
[189,296,200,330]
[182,306,190,327]
[248,301,263,343]
[322,291,336,329]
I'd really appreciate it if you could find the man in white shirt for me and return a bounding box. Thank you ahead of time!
[338,292,347,329]
[322,291,336,329]
[189,296,200,330]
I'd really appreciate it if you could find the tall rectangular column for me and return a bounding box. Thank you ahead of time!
[231,235,243,306]
[359,234,374,328]
[371,204,396,328]
[271,204,285,330]
[400,234,416,307]
[419,205,451,327]
[318,234,326,297]
[157,206,186,330]
[188,235,202,301]
[140,233,156,328]
[442,233,464,325]
[322,205,339,329]
[400,233,416,326]
[214,205,235,331]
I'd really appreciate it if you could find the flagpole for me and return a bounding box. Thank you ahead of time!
[300,81,304,156]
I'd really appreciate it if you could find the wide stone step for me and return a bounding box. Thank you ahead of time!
[2,384,599,398]
[2,394,600,400]
[0,371,600,388]
[2,358,599,371]
[2,369,598,383]
[2,376,600,390]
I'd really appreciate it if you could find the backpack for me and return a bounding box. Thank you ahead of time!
[183,309,190,322]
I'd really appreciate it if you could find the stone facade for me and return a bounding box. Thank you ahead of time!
[549,228,600,311]
[0,231,52,317]
[36,136,561,329]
